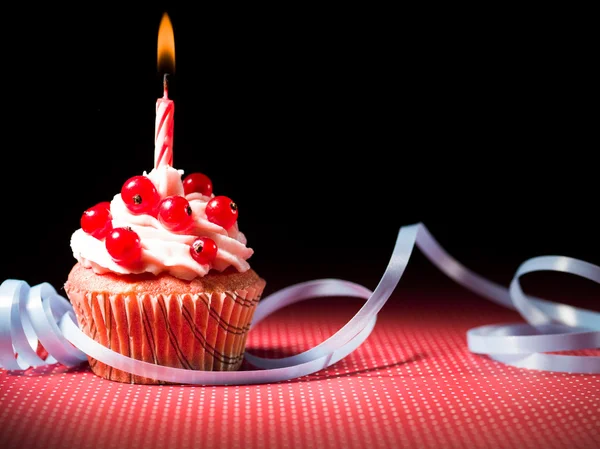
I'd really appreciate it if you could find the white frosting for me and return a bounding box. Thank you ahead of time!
[70,165,253,281]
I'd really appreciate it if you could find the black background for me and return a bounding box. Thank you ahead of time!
[1,5,597,298]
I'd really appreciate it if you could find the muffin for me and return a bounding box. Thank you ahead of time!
[64,164,265,384]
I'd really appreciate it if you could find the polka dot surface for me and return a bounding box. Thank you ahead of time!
[1,293,599,449]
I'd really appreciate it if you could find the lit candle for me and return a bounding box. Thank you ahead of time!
[155,13,175,168]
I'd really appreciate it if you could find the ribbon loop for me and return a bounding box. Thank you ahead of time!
[0,280,35,370]
[1,222,599,383]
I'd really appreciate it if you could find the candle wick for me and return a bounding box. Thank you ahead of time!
[163,73,169,98]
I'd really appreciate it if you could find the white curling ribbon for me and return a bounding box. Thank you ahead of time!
[1,223,598,384]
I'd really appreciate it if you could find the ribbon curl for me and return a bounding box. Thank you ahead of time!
[1,223,598,384]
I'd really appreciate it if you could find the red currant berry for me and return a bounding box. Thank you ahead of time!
[205,196,238,229]
[121,175,160,215]
[182,172,213,196]
[190,237,218,265]
[97,201,111,211]
[157,196,193,232]
[105,227,142,264]
[81,202,113,239]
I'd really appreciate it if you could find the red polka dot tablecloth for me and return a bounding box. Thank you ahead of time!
[1,293,599,449]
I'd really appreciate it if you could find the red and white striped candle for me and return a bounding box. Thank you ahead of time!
[154,75,174,168]
[155,12,175,169]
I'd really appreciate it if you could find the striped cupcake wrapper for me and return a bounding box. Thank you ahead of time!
[68,283,263,384]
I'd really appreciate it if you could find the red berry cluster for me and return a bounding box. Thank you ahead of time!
[80,172,239,267]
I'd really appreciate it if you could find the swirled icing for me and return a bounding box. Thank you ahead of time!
[70,165,253,280]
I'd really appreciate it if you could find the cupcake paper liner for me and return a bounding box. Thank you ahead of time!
[69,283,263,384]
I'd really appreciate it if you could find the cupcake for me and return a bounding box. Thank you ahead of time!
[64,165,266,384]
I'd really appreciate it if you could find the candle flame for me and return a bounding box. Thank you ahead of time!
[157,12,175,74]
